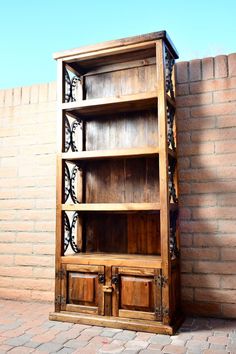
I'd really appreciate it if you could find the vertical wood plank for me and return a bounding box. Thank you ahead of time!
[156,40,171,325]
[55,59,64,312]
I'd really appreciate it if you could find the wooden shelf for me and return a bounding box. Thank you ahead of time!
[61,252,162,268]
[62,147,176,160]
[62,203,161,212]
[61,91,157,116]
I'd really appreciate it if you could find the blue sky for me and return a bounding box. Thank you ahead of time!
[1,0,236,89]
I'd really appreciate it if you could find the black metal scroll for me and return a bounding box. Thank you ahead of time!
[167,104,176,151]
[170,210,179,259]
[64,116,82,152]
[165,48,175,98]
[64,212,80,253]
[64,163,80,204]
[168,158,178,204]
[65,68,80,102]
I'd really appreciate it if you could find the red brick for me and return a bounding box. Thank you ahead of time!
[217,114,236,128]
[193,261,236,274]
[214,55,228,78]
[190,181,236,194]
[178,157,190,169]
[0,89,5,107]
[191,101,236,117]
[218,194,236,206]
[38,83,48,103]
[195,289,236,303]
[0,266,33,277]
[4,89,13,106]
[182,247,219,261]
[190,77,236,94]
[214,88,236,103]
[181,194,217,207]
[189,59,201,82]
[15,255,54,267]
[177,92,212,107]
[0,287,31,301]
[176,61,189,83]
[192,207,236,220]
[228,53,236,77]
[194,234,236,247]
[176,107,190,119]
[221,275,236,289]
[191,152,236,168]
[33,267,54,278]
[48,81,57,101]
[218,220,236,233]
[179,167,215,181]
[202,57,214,80]
[13,278,52,291]
[176,83,189,96]
[181,221,218,233]
[222,303,236,317]
[179,208,191,220]
[178,143,214,157]
[13,87,21,106]
[0,243,32,254]
[21,86,30,105]
[30,85,39,104]
[180,234,193,247]
[178,182,191,195]
[221,248,236,261]
[182,274,221,288]
[178,117,215,132]
[33,244,54,255]
[181,261,193,273]
[192,128,236,142]
[182,287,193,301]
[215,141,236,153]
[16,232,53,243]
[183,301,221,317]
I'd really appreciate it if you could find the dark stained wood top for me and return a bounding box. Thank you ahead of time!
[53,31,179,60]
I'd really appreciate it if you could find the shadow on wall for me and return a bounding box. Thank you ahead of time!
[175,54,236,318]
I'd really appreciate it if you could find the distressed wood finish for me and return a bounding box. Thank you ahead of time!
[52,31,182,334]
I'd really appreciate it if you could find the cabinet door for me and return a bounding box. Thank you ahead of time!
[112,267,162,321]
[61,264,105,315]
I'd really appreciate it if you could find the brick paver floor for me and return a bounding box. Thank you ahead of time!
[0,299,235,353]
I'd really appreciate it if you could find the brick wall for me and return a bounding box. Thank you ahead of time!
[0,82,57,301]
[0,53,236,318]
[176,53,236,318]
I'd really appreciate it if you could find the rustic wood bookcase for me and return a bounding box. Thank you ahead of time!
[49,31,183,334]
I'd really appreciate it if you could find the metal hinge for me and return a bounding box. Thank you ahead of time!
[111,275,119,285]
[155,275,168,288]
[98,274,105,284]
[55,295,66,305]
[56,269,66,280]
[155,306,169,317]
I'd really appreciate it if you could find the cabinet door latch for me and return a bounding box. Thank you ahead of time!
[111,275,119,285]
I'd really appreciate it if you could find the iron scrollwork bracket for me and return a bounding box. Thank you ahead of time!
[65,68,81,103]
[167,104,176,151]
[165,48,175,98]
[64,162,81,204]
[65,116,82,152]
[64,211,80,253]
[168,158,178,204]
[170,209,179,259]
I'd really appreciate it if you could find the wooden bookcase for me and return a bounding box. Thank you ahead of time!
[49,31,183,334]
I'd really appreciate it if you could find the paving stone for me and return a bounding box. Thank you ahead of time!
[148,334,171,345]
[6,334,32,346]
[114,330,136,341]
[171,338,186,346]
[56,348,75,354]
[147,343,164,350]
[139,350,162,354]
[24,340,40,348]
[135,332,154,341]
[100,329,122,337]
[7,347,34,353]
[209,343,226,350]
[208,335,229,345]
[125,339,148,349]
[162,344,187,353]
[203,350,227,354]
[122,350,140,354]
[36,342,63,353]
[186,339,209,350]
[98,342,125,353]
[63,338,88,349]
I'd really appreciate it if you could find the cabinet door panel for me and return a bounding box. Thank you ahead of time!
[68,273,98,306]
[112,267,162,321]
[62,264,104,315]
